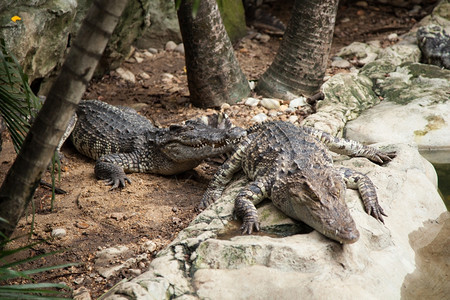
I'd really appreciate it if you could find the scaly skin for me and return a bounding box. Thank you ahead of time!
[200,121,395,244]
[68,100,246,189]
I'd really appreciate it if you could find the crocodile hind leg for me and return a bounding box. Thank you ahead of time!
[339,167,387,223]
[302,126,396,164]
[199,138,251,209]
[234,179,270,234]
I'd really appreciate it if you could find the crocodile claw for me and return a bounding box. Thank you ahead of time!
[241,220,260,235]
[365,202,387,224]
[370,151,397,165]
[104,176,132,190]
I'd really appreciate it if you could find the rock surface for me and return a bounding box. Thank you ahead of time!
[346,63,450,164]
[105,143,447,299]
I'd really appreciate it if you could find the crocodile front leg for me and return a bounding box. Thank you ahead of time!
[302,126,396,164]
[234,179,270,234]
[199,139,251,209]
[339,167,387,223]
[94,152,139,190]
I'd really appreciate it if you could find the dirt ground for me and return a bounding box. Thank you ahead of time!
[2,1,438,298]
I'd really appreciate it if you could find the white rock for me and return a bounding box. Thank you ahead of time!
[165,41,177,51]
[289,97,307,109]
[134,56,144,63]
[142,50,154,58]
[248,81,256,90]
[51,228,66,238]
[346,63,450,164]
[244,97,260,107]
[252,113,268,123]
[115,67,136,83]
[388,33,398,41]
[139,72,150,79]
[148,48,158,54]
[331,58,352,68]
[96,245,129,260]
[174,43,184,54]
[142,240,157,252]
[260,98,281,110]
[288,115,299,123]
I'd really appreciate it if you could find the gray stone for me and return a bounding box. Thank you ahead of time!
[115,68,136,83]
[165,41,177,51]
[51,228,66,238]
[331,58,352,68]
[174,43,185,54]
[260,98,281,110]
[252,113,268,123]
[244,97,260,107]
[289,97,307,109]
[148,48,158,54]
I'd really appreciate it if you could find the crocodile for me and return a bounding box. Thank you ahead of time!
[199,121,396,244]
[66,100,246,189]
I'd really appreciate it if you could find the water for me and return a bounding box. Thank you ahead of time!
[420,150,450,209]
[433,163,450,209]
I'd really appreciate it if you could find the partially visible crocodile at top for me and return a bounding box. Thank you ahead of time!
[65,100,246,189]
[200,121,396,244]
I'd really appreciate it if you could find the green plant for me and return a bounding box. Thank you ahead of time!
[0,38,42,152]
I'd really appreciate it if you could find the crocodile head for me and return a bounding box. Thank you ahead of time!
[157,113,246,161]
[272,169,359,244]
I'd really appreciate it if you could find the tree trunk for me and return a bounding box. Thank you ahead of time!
[255,0,339,99]
[0,0,129,242]
[177,0,250,108]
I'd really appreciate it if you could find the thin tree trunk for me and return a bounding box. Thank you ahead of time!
[255,0,339,99]
[177,0,250,108]
[0,0,129,242]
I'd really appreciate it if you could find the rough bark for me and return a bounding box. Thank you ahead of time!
[255,0,339,99]
[0,0,129,242]
[177,0,250,108]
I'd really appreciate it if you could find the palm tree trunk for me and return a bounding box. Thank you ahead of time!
[255,0,339,99]
[0,0,129,242]
[177,0,250,108]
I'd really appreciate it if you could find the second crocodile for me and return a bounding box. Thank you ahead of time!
[66,100,246,189]
[200,121,396,244]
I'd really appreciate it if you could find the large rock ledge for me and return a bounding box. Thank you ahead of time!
[106,143,448,299]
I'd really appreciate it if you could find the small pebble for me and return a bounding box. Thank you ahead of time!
[115,67,136,83]
[289,97,307,109]
[355,1,368,7]
[245,97,260,107]
[221,103,231,110]
[248,81,256,90]
[174,43,185,54]
[331,59,351,69]
[260,98,281,110]
[387,33,398,41]
[51,228,66,238]
[142,50,154,58]
[134,56,144,63]
[256,33,270,43]
[129,269,142,276]
[252,113,268,123]
[165,41,177,51]
[148,48,158,54]
[142,241,157,252]
[289,115,299,123]
[139,72,150,79]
